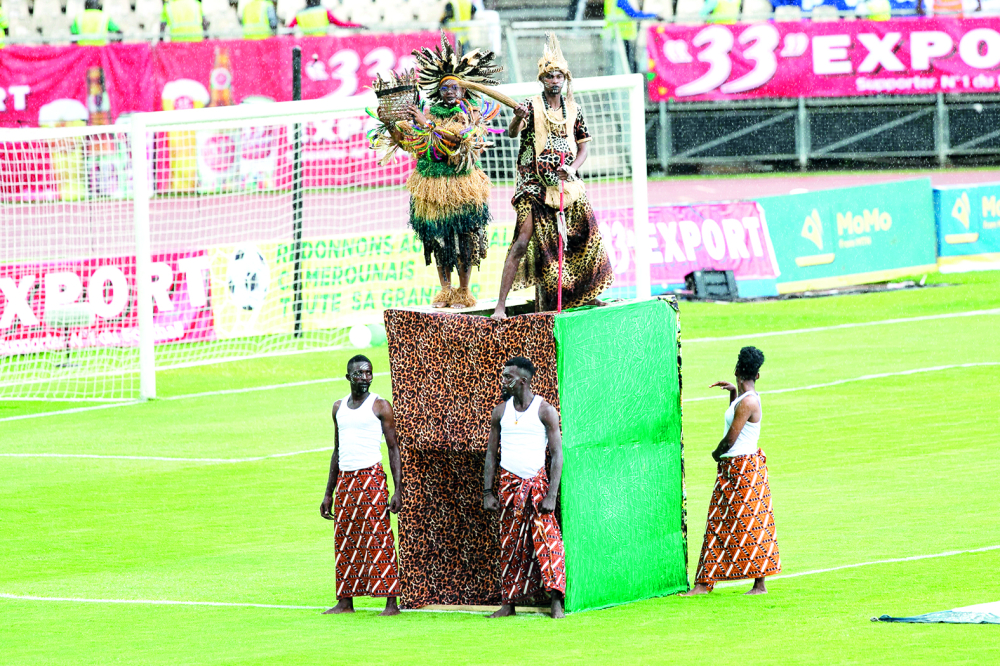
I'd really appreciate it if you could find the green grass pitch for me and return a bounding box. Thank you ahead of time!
[2,271,999,664]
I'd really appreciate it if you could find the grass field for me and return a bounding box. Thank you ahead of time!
[3,271,999,665]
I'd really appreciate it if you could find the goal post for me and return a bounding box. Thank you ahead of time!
[0,73,650,402]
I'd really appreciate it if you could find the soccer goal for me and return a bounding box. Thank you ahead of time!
[0,73,650,402]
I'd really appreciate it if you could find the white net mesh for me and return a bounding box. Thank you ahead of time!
[0,75,645,401]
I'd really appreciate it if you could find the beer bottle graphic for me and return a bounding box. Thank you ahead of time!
[208,48,234,107]
[86,67,111,126]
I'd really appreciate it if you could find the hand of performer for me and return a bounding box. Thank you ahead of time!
[556,164,576,181]
[712,449,723,463]
[483,490,499,512]
[540,494,557,514]
[513,102,530,120]
[405,104,431,129]
[389,491,402,514]
[710,381,737,393]
[320,494,334,520]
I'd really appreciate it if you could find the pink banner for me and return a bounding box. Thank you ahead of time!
[0,251,213,357]
[648,17,1000,102]
[598,202,780,288]
[0,43,153,128]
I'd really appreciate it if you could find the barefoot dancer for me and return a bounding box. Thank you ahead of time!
[483,357,567,619]
[682,346,781,597]
[373,34,503,310]
[320,355,403,616]
[491,33,613,319]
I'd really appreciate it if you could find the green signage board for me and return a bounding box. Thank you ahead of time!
[757,179,939,293]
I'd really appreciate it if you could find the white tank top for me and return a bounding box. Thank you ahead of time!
[721,391,761,458]
[336,392,384,472]
[499,395,548,479]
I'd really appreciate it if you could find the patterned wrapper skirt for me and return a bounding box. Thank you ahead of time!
[511,194,614,311]
[334,462,401,598]
[694,449,781,590]
[497,467,567,604]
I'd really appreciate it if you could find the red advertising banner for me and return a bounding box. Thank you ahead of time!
[597,202,780,288]
[648,17,1000,102]
[0,43,153,128]
[0,251,214,357]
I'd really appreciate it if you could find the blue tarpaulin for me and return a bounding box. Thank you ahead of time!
[875,601,1000,624]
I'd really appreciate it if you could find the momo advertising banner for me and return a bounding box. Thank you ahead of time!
[597,202,781,296]
[0,251,213,357]
[756,179,939,293]
[934,183,1000,272]
[648,17,1000,102]
[205,226,518,336]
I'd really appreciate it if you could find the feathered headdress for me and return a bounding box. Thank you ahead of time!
[413,33,502,104]
[537,32,571,81]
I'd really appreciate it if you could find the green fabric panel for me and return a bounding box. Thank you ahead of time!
[415,158,471,178]
[554,299,686,612]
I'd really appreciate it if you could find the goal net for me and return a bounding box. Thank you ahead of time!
[0,73,649,401]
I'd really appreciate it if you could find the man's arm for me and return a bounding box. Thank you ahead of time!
[267,4,277,31]
[328,10,362,28]
[711,395,756,462]
[540,402,562,513]
[617,0,658,18]
[482,404,503,511]
[375,398,403,514]
[508,101,530,138]
[320,400,342,519]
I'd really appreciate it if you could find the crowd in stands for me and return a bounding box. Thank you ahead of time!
[0,0,995,47]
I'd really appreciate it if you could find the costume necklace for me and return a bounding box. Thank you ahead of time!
[513,395,532,424]
[542,94,568,128]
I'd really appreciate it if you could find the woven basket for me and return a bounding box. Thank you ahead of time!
[375,84,419,122]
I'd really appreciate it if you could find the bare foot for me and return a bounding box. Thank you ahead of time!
[488,604,515,618]
[490,309,508,321]
[322,599,354,614]
[379,598,401,616]
[679,584,711,596]
[745,578,767,595]
[550,594,565,619]
[585,298,608,307]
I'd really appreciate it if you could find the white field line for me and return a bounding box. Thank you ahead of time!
[715,544,1000,589]
[4,308,996,424]
[0,373,388,424]
[683,362,1000,403]
[0,447,334,463]
[3,544,998,611]
[685,308,1000,343]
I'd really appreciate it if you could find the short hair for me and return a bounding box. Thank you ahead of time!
[347,354,373,371]
[735,346,765,380]
[505,356,535,378]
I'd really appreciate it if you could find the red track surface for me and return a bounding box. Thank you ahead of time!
[647,169,1000,205]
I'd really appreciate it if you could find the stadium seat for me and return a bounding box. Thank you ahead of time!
[347,0,382,24]
[674,0,706,23]
[643,0,674,18]
[65,0,85,20]
[811,3,840,18]
[134,0,163,22]
[414,0,445,23]
[276,0,305,23]
[773,4,802,19]
[741,0,773,19]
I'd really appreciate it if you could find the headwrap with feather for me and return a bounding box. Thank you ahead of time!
[413,32,503,104]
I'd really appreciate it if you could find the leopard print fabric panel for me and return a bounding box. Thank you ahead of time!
[384,309,560,608]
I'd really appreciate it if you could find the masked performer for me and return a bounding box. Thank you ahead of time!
[491,33,613,319]
[370,35,503,310]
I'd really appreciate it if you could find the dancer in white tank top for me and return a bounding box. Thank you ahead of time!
[320,354,403,617]
[682,346,781,598]
[483,356,567,619]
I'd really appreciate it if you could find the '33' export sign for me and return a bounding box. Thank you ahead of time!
[648,17,1000,101]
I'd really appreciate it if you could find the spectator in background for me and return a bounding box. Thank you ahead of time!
[701,0,741,23]
[161,0,209,42]
[603,0,658,73]
[242,0,277,40]
[0,4,9,49]
[442,0,481,48]
[71,0,123,46]
[288,0,362,36]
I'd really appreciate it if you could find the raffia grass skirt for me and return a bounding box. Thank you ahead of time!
[406,169,491,272]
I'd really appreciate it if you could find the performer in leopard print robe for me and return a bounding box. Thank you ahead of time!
[491,33,614,319]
